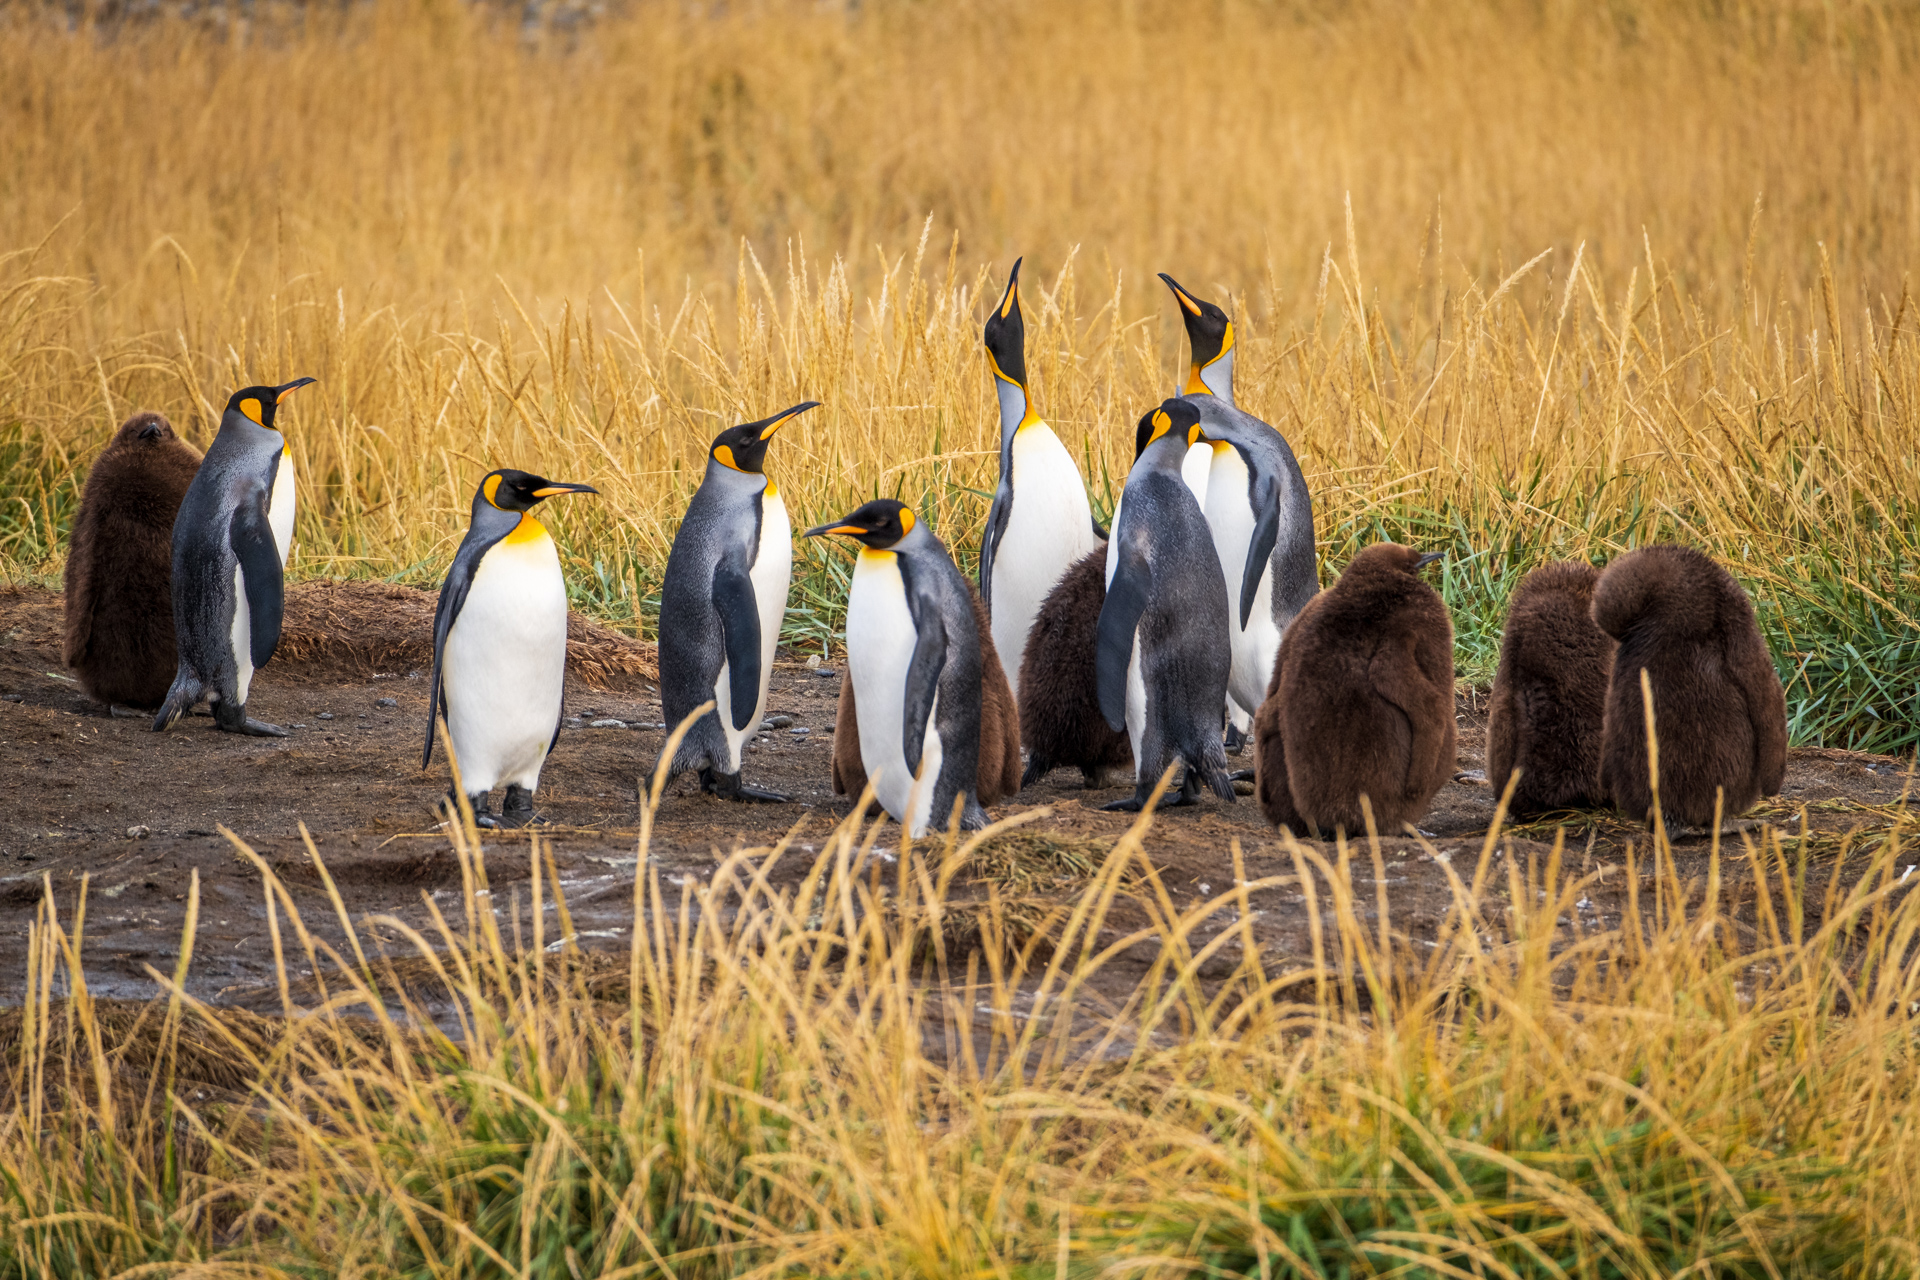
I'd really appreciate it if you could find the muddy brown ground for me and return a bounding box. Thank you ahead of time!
[5,583,1916,1015]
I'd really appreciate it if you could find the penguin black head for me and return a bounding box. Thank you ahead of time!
[803,498,918,550]
[708,401,821,475]
[479,469,599,512]
[224,377,318,430]
[1134,397,1205,458]
[1158,274,1234,396]
[983,258,1030,394]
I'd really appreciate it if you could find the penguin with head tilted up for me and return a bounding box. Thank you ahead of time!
[806,499,997,837]
[1161,275,1321,733]
[152,378,316,736]
[423,468,598,828]
[64,412,204,711]
[977,259,1104,705]
[1256,543,1455,837]
[658,401,819,801]
[1097,399,1236,812]
[1592,544,1786,829]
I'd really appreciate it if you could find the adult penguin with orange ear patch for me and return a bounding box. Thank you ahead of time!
[658,401,819,801]
[153,378,315,736]
[807,499,1003,837]
[424,468,599,828]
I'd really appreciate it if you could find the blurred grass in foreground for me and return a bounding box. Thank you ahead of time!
[3,765,1919,1277]
[0,0,1916,750]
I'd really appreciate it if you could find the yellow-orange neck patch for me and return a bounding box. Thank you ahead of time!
[503,513,548,546]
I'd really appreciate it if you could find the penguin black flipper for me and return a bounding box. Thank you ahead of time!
[1239,471,1281,629]
[901,583,949,776]
[1096,538,1152,732]
[977,479,1013,606]
[713,554,763,733]
[229,498,285,669]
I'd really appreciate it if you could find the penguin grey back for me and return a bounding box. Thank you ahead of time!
[63,412,203,709]
[659,461,770,742]
[1188,395,1318,631]
[1592,544,1786,828]
[1486,561,1614,815]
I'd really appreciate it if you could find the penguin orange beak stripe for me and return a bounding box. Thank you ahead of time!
[757,400,823,440]
[274,377,318,404]
[530,483,599,498]
[806,524,867,537]
[1164,279,1203,316]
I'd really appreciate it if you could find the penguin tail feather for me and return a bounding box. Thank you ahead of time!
[1206,769,1237,802]
[151,670,201,732]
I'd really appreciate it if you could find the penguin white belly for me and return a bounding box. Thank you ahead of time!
[442,524,568,794]
[1202,446,1279,715]
[714,491,793,771]
[1180,442,1212,502]
[847,550,944,837]
[990,425,1099,702]
[229,565,255,704]
[268,450,296,567]
[1124,637,1147,781]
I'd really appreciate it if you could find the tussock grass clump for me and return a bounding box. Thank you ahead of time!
[3,777,1919,1277]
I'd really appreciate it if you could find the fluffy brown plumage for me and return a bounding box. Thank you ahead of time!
[832,582,1023,810]
[62,412,203,709]
[1592,544,1787,828]
[1486,561,1615,815]
[1016,547,1133,788]
[1256,543,1455,836]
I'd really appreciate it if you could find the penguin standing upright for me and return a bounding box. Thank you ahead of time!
[1486,561,1615,815]
[153,378,315,736]
[1192,399,1319,725]
[658,402,819,801]
[1158,273,1236,497]
[1097,399,1235,812]
[1256,543,1455,836]
[423,469,598,827]
[1591,544,1787,828]
[805,500,997,837]
[64,412,204,710]
[977,260,1104,704]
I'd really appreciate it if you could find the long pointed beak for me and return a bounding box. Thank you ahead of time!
[803,521,866,539]
[1416,550,1447,568]
[1158,273,1203,317]
[530,482,600,498]
[998,257,1023,318]
[274,377,318,404]
[755,400,822,441]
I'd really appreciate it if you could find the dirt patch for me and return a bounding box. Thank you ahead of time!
[2,583,1915,1012]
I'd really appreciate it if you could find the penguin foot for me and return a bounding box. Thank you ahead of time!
[1101,784,1199,812]
[700,768,789,804]
[450,791,500,828]
[1020,757,1052,789]
[1228,768,1256,783]
[213,701,287,737]
[1224,724,1247,756]
[498,784,546,828]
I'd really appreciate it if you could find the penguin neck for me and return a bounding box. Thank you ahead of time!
[704,456,768,494]
[501,512,550,547]
[1140,435,1193,475]
[994,377,1039,447]
[1186,350,1235,404]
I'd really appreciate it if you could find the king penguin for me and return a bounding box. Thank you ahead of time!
[805,499,994,837]
[658,401,819,801]
[977,259,1104,705]
[1098,399,1235,812]
[64,411,204,711]
[152,378,316,736]
[1159,273,1236,496]
[423,468,598,828]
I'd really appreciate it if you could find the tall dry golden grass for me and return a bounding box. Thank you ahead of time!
[0,0,1915,750]
[5,760,1919,1276]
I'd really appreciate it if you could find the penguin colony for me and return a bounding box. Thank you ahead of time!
[60,260,1791,838]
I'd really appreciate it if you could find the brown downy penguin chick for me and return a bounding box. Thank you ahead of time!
[1017,547,1133,788]
[1592,544,1786,828]
[1486,561,1616,815]
[1258,543,1455,836]
[62,412,204,709]
[832,583,1022,809]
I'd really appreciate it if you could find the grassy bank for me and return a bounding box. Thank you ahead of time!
[1,0,1916,750]
[4,777,1919,1277]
